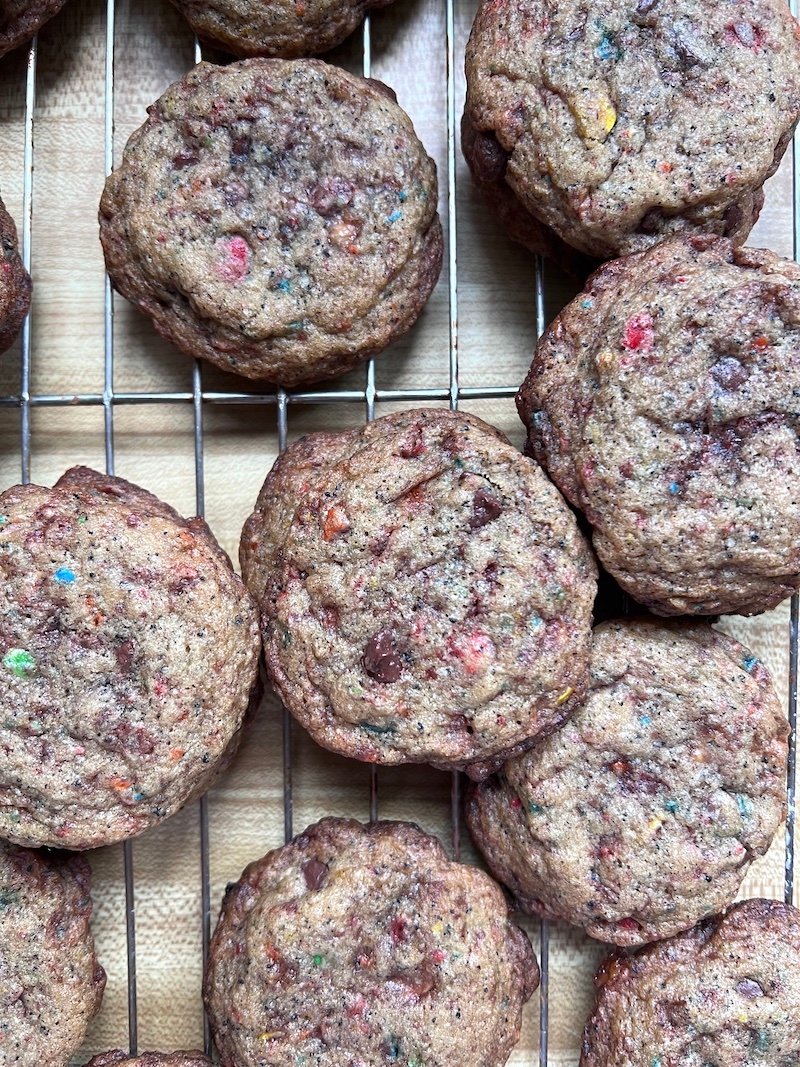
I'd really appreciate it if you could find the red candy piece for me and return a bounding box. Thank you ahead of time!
[214,235,250,282]
[622,312,654,353]
[725,22,765,51]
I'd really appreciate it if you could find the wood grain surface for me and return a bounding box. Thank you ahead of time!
[0,1,796,1063]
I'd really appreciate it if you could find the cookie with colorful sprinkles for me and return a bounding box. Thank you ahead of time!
[100,59,442,387]
[581,898,800,1065]
[0,194,31,355]
[170,0,395,58]
[463,0,800,260]
[204,817,538,1067]
[83,1053,211,1067]
[0,0,68,58]
[467,619,788,947]
[0,465,260,850]
[518,234,800,617]
[0,838,105,1065]
[240,407,597,779]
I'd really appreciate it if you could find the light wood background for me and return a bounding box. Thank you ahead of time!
[0,1,796,1063]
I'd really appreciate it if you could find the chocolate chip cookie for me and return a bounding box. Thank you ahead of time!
[0,195,31,355]
[84,1053,211,1067]
[0,838,105,1065]
[171,0,394,59]
[0,0,68,58]
[240,408,597,779]
[464,0,800,260]
[0,465,260,850]
[467,619,788,947]
[581,898,800,1065]
[518,235,800,617]
[204,818,538,1067]
[100,59,442,387]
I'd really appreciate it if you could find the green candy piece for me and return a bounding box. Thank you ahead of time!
[3,648,35,677]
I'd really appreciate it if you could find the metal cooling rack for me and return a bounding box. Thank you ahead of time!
[5,0,798,1061]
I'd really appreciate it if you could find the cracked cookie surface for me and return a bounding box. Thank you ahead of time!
[0,839,105,1066]
[518,235,800,616]
[0,195,31,355]
[171,0,395,58]
[464,0,800,259]
[581,899,800,1066]
[468,619,787,947]
[241,408,597,778]
[0,0,67,57]
[100,59,442,387]
[0,466,260,849]
[204,818,538,1067]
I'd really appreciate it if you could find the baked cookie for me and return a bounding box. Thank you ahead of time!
[204,818,538,1067]
[518,235,800,617]
[0,465,260,850]
[464,0,800,260]
[467,619,788,947]
[100,59,442,387]
[0,839,105,1065]
[171,0,394,59]
[84,1053,211,1067]
[581,898,800,1065]
[240,408,597,778]
[0,0,68,58]
[0,195,31,354]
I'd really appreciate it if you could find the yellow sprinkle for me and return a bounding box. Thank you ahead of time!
[432,921,444,935]
[596,349,615,372]
[738,1014,748,1024]
[600,100,618,133]
[258,1032,285,1041]
[572,91,617,141]
[556,686,574,706]
[648,814,664,832]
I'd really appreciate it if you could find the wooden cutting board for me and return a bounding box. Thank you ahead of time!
[0,1,795,1062]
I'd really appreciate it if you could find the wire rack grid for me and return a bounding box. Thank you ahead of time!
[3,0,798,1062]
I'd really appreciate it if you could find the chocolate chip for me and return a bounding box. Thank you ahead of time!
[736,977,765,999]
[229,136,252,167]
[469,488,503,529]
[362,630,403,683]
[711,356,749,390]
[172,148,199,170]
[302,858,329,891]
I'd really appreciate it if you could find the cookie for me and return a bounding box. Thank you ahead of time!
[0,839,105,1065]
[0,465,260,850]
[0,195,31,355]
[581,898,800,1065]
[464,0,800,260]
[84,1053,211,1067]
[100,59,442,387]
[518,235,800,617]
[0,0,67,58]
[240,407,597,778]
[467,619,788,947]
[171,0,393,59]
[204,817,538,1067]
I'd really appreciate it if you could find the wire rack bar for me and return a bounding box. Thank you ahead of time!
[6,1,797,1062]
[0,384,519,406]
[533,255,549,1067]
[102,0,142,1051]
[19,37,35,486]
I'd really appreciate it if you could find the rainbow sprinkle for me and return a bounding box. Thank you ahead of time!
[3,649,35,677]
[53,567,76,584]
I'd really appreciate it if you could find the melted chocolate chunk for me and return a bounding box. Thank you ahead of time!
[711,356,749,390]
[362,630,403,683]
[469,488,503,529]
[302,858,329,891]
